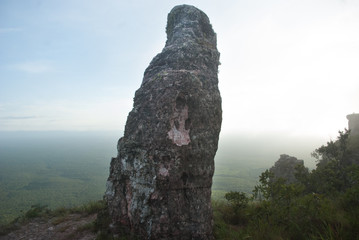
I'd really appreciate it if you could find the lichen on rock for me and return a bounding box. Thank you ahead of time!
[105,5,221,239]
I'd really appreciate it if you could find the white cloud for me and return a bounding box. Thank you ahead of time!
[217,0,359,137]
[10,61,54,74]
[0,116,37,120]
[0,97,132,131]
[1,0,358,136]
[0,28,22,33]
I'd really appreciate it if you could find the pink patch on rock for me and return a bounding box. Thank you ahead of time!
[159,167,169,177]
[167,105,190,146]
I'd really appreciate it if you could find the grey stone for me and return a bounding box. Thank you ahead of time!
[347,113,359,136]
[270,154,305,184]
[105,5,221,239]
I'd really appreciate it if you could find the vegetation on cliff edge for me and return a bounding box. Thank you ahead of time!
[214,129,359,239]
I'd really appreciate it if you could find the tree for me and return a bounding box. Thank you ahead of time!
[310,129,354,194]
[252,169,274,201]
[312,129,350,169]
[224,191,249,210]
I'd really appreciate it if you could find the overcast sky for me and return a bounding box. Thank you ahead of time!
[1,0,359,141]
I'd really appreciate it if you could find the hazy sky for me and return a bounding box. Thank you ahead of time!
[1,0,359,140]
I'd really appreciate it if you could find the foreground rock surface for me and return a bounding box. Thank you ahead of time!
[105,4,221,240]
[0,214,97,240]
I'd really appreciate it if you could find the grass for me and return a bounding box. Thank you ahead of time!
[213,200,248,239]
[2,196,356,240]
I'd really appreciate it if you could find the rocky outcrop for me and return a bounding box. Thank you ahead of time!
[270,154,305,184]
[345,114,359,165]
[105,5,221,240]
[347,113,359,136]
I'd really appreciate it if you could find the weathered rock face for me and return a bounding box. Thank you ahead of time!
[347,113,359,136]
[105,5,221,240]
[270,154,306,184]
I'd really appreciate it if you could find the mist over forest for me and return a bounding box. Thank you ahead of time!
[216,132,325,168]
[0,130,327,223]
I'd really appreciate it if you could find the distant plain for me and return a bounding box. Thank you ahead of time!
[0,131,320,224]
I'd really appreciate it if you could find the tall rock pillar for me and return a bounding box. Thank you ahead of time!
[347,113,359,136]
[105,5,221,240]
